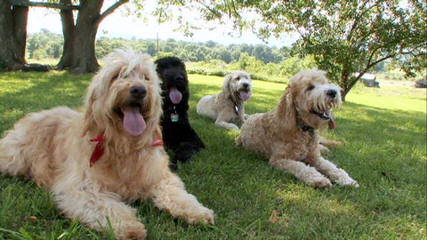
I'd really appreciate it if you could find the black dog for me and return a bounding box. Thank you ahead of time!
[155,57,205,169]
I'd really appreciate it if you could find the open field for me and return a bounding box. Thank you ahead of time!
[0,72,426,239]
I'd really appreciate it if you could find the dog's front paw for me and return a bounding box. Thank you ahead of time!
[175,152,193,163]
[309,176,332,188]
[185,206,215,225]
[228,124,240,130]
[336,177,359,187]
[116,222,147,240]
[318,144,330,153]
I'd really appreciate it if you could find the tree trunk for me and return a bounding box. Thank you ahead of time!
[57,0,128,73]
[12,1,28,63]
[340,70,350,102]
[341,88,349,102]
[0,1,28,70]
[70,23,100,73]
[57,0,75,70]
[66,0,102,73]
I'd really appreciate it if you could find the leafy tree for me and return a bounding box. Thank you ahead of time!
[280,55,317,78]
[146,42,157,56]
[27,29,63,60]
[178,0,426,100]
[1,0,129,73]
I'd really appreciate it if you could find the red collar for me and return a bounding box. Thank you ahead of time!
[89,133,164,167]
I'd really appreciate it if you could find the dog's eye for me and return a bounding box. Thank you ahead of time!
[235,77,240,81]
[109,74,119,86]
[140,73,150,81]
[306,85,315,91]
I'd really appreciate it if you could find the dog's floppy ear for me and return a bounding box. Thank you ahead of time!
[277,86,297,129]
[223,73,233,92]
[82,89,97,137]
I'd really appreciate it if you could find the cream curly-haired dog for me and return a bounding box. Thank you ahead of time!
[197,71,252,130]
[237,70,358,188]
[0,49,214,239]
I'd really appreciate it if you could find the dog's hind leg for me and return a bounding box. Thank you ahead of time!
[53,178,147,240]
[311,157,359,187]
[149,174,214,225]
[269,156,332,188]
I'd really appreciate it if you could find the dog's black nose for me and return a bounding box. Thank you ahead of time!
[130,86,146,98]
[242,83,249,88]
[326,89,337,98]
[175,76,184,82]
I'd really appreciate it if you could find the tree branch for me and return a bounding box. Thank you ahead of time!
[346,0,370,41]
[96,0,128,25]
[368,54,395,70]
[9,0,79,10]
[196,1,222,18]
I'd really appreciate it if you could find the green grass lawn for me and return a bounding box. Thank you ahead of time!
[0,72,426,240]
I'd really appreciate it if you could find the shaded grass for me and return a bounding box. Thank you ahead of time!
[0,72,426,239]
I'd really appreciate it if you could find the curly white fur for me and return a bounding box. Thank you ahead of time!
[197,71,252,130]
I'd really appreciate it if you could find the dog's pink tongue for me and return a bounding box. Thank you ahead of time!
[122,108,146,136]
[239,91,251,101]
[169,88,182,104]
[328,112,337,129]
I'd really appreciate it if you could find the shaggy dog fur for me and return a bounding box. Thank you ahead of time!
[196,71,252,130]
[237,70,358,188]
[0,49,214,240]
[155,57,205,169]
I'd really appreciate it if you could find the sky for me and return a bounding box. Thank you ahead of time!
[27,1,299,48]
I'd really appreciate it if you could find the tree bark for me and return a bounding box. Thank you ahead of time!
[0,0,28,70]
[57,0,76,70]
[70,0,102,73]
[12,1,29,63]
[340,67,351,102]
[59,0,132,73]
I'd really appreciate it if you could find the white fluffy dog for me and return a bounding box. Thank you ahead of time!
[0,49,214,239]
[196,71,252,130]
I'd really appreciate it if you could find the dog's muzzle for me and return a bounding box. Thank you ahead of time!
[326,89,337,99]
[130,85,147,99]
[238,83,252,101]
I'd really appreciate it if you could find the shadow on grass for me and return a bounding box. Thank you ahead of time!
[0,74,425,239]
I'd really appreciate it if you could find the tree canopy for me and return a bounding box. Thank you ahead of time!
[181,0,427,100]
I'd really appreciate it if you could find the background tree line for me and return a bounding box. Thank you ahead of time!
[28,29,401,83]
[27,29,290,64]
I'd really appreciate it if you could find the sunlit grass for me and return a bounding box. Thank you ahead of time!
[0,72,425,239]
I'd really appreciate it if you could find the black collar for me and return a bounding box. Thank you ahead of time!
[229,95,240,115]
[299,124,314,133]
[297,118,315,133]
